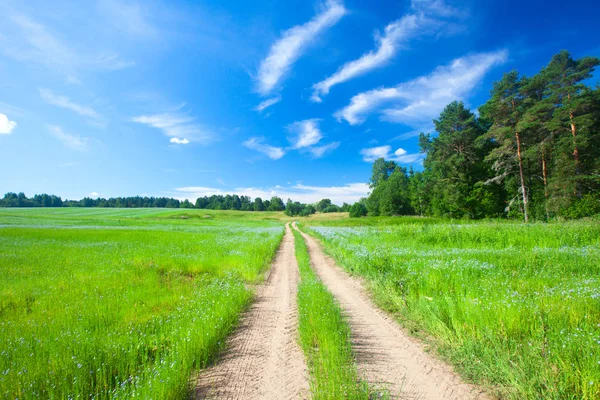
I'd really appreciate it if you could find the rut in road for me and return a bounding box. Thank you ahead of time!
[293,223,490,400]
[193,223,309,400]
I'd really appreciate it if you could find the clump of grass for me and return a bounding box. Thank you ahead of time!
[305,220,600,399]
[0,209,284,399]
[293,228,371,399]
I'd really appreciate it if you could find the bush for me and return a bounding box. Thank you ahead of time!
[349,203,368,218]
[322,205,340,213]
[563,194,600,219]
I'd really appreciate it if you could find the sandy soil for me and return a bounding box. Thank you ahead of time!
[293,223,490,400]
[193,224,309,400]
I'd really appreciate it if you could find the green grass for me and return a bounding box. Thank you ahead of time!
[293,228,371,399]
[0,208,284,399]
[304,218,600,399]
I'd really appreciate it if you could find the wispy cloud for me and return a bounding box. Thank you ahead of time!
[174,182,369,205]
[0,13,134,80]
[311,0,466,101]
[336,50,507,126]
[48,125,89,150]
[287,119,323,149]
[132,112,213,144]
[285,119,340,158]
[0,113,17,135]
[97,0,157,37]
[39,89,103,121]
[360,145,423,164]
[256,0,346,95]
[312,15,422,102]
[254,96,281,112]
[308,141,340,158]
[243,137,286,160]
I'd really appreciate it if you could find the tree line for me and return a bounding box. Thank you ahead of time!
[363,50,600,220]
[0,192,351,217]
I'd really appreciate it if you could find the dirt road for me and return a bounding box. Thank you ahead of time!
[193,223,309,400]
[293,223,489,400]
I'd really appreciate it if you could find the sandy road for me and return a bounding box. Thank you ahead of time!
[293,223,489,400]
[193,223,309,400]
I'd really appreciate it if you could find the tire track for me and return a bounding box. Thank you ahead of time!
[293,223,490,400]
[193,224,309,400]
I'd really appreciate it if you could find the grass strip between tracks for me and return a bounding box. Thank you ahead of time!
[293,228,372,399]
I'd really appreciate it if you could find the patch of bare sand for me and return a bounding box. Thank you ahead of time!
[193,224,309,400]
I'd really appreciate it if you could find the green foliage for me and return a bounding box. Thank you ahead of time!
[293,228,371,399]
[316,198,332,212]
[366,163,413,216]
[364,50,600,221]
[0,209,284,399]
[284,199,317,217]
[349,202,367,218]
[562,193,600,219]
[306,219,600,399]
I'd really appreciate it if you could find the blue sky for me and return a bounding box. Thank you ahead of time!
[1,0,598,204]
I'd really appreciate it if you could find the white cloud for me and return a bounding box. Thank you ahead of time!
[360,145,423,164]
[132,112,212,144]
[98,0,157,37]
[254,96,281,112]
[244,120,339,160]
[0,113,17,134]
[311,0,467,101]
[256,0,346,95]
[39,89,102,121]
[308,141,340,158]
[90,192,100,198]
[169,137,190,145]
[174,182,369,205]
[394,148,407,156]
[336,50,507,126]
[243,137,286,160]
[411,0,464,18]
[48,125,89,150]
[0,13,134,78]
[312,14,423,101]
[360,145,392,162]
[287,119,323,149]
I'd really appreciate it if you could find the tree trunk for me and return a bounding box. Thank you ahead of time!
[542,151,550,220]
[516,131,529,222]
[569,110,581,197]
[567,93,581,196]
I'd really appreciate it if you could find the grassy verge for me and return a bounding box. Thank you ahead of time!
[0,209,283,399]
[292,228,371,399]
[304,219,600,399]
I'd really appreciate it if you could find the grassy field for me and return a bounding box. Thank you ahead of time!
[293,228,371,399]
[0,208,283,398]
[303,218,600,399]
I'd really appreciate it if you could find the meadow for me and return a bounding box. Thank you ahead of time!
[304,218,600,399]
[0,208,283,399]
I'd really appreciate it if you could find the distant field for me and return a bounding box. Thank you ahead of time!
[0,208,283,398]
[304,218,600,399]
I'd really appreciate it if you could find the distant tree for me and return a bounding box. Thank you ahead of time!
[370,158,397,188]
[481,71,531,222]
[349,202,368,218]
[253,197,264,211]
[316,198,332,212]
[268,196,285,211]
[300,204,316,216]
